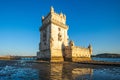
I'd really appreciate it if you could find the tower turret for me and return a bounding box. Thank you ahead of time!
[69,40,74,47]
[50,6,54,13]
[88,44,92,54]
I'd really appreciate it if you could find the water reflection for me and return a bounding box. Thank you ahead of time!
[50,63,63,80]
[49,63,93,80]
[0,61,120,80]
[72,68,93,80]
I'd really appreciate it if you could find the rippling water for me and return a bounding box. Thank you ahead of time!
[0,60,120,80]
[0,60,39,80]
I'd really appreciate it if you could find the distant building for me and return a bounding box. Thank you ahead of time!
[37,7,92,62]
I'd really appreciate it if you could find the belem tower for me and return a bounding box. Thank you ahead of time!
[37,7,92,62]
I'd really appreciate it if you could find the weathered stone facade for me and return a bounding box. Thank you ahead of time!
[64,41,92,62]
[37,7,92,62]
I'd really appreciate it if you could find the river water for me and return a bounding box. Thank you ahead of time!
[0,60,120,80]
[92,57,120,62]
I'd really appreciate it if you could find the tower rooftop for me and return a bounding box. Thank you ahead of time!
[42,6,66,25]
[40,6,68,31]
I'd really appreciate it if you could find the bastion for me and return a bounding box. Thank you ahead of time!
[37,7,92,62]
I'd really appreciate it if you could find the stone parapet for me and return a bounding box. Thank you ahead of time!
[71,46,91,58]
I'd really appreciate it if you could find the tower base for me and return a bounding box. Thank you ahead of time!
[51,57,64,62]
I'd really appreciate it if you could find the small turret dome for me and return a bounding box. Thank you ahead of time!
[50,6,54,12]
[69,40,74,46]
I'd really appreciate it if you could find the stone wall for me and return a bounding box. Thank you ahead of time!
[64,42,92,62]
[71,46,91,58]
[49,22,68,62]
[38,7,69,62]
[37,7,92,62]
[50,49,64,62]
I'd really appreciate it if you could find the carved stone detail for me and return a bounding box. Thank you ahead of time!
[69,40,74,46]
[58,33,62,41]
[50,37,54,47]
[37,7,92,62]
[43,31,47,41]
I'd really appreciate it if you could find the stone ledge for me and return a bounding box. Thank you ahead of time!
[72,57,91,62]
[51,57,64,62]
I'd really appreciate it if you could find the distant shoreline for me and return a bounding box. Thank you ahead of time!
[92,53,120,58]
[92,56,120,58]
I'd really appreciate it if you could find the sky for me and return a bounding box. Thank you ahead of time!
[0,0,120,56]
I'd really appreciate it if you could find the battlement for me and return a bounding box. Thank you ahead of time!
[37,7,92,62]
[42,6,66,25]
[64,41,92,61]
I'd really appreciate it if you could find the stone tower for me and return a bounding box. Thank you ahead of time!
[37,7,69,62]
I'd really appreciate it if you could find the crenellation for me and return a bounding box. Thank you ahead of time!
[37,7,92,62]
[42,7,66,26]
